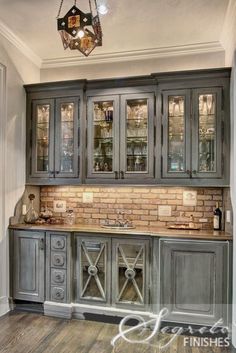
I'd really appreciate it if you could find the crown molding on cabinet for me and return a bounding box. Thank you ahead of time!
[41,41,224,69]
[0,20,42,68]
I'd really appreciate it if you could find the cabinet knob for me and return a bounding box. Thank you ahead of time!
[186,170,192,178]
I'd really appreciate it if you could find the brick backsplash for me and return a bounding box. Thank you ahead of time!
[40,186,224,230]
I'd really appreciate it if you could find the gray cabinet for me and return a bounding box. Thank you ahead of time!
[112,237,150,310]
[155,69,230,185]
[75,234,150,310]
[25,81,84,185]
[46,232,72,303]
[157,239,230,325]
[86,91,155,182]
[162,87,223,180]
[76,234,111,304]
[12,231,45,302]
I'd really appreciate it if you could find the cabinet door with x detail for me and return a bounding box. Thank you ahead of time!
[76,235,111,305]
[112,237,150,310]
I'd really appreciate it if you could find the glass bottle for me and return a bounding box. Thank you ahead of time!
[24,194,39,224]
[213,202,222,230]
[65,209,75,225]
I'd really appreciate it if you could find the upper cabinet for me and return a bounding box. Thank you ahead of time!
[25,81,85,185]
[24,69,230,186]
[156,69,230,186]
[162,87,222,179]
[86,90,155,182]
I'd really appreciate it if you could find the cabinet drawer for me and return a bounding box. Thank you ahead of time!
[51,286,66,302]
[51,269,66,285]
[51,235,66,251]
[51,252,66,268]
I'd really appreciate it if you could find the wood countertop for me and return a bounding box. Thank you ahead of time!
[9,223,233,241]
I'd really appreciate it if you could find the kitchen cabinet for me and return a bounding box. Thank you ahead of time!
[46,232,72,303]
[25,81,85,185]
[112,237,150,310]
[162,88,222,179]
[156,238,231,325]
[24,69,230,186]
[75,234,150,310]
[10,227,231,325]
[12,230,45,302]
[87,91,155,182]
[76,235,111,304]
[155,69,230,185]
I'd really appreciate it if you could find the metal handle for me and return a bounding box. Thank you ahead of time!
[55,170,60,174]
[120,171,124,179]
[192,170,197,175]
[115,171,119,179]
[186,170,192,178]
[39,238,45,250]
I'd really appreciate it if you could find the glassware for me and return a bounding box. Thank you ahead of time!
[24,194,39,224]
[126,99,148,172]
[93,101,114,173]
[198,94,216,172]
[168,96,185,172]
[36,104,50,172]
[60,103,75,173]
[65,209,75,225]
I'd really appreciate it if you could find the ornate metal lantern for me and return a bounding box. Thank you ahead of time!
[57,0,103,57]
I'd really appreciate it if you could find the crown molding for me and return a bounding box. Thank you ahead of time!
[220,0,236,50]
[0,20,42,68]
[41,41,224,69]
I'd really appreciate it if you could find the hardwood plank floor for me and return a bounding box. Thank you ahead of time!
[0,312,235,353]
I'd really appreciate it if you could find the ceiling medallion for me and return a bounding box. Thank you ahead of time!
[57,0,103,57]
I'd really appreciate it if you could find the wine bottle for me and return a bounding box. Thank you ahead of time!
[213,202,222,230]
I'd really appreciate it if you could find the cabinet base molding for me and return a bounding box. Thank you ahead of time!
[44,302,155,321]
[44,301,73,319]
[0,296,10,317]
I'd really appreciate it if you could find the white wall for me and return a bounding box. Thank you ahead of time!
[0,43,37,316]
[230,54,236,347]
[40,50,225,82]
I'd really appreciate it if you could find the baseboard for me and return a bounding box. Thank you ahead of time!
[44,301,73,319]
[0,296,10,317]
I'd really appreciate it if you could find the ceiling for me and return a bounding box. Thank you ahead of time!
[0,0,230,67]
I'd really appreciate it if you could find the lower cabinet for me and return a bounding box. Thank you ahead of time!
[112,238,150,310]
[10,229,231,326]
[157,239,231,325]
[76,235,111,304]
[75,234,150,310]
[12,230,45,302]
[46,232,72,303]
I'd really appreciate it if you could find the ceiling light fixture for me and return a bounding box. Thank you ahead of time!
[57,0,103,57]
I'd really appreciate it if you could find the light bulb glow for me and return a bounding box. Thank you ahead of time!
[78,30,85,39]
[98,4,108,15]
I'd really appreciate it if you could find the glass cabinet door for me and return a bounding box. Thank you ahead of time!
[112,238,149,309]
[162,90,191,178]
[87,95,119,179]
[192,88,222,178]
[31,99,55,178]
[55,97,79,178]
[76,237,110,304]
[120,93,154,179]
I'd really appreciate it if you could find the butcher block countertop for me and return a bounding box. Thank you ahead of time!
[9,223,232,241]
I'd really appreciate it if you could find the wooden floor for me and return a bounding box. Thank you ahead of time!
[0,311,235,353]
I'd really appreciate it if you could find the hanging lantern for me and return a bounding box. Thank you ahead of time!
[57,0,103,57]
